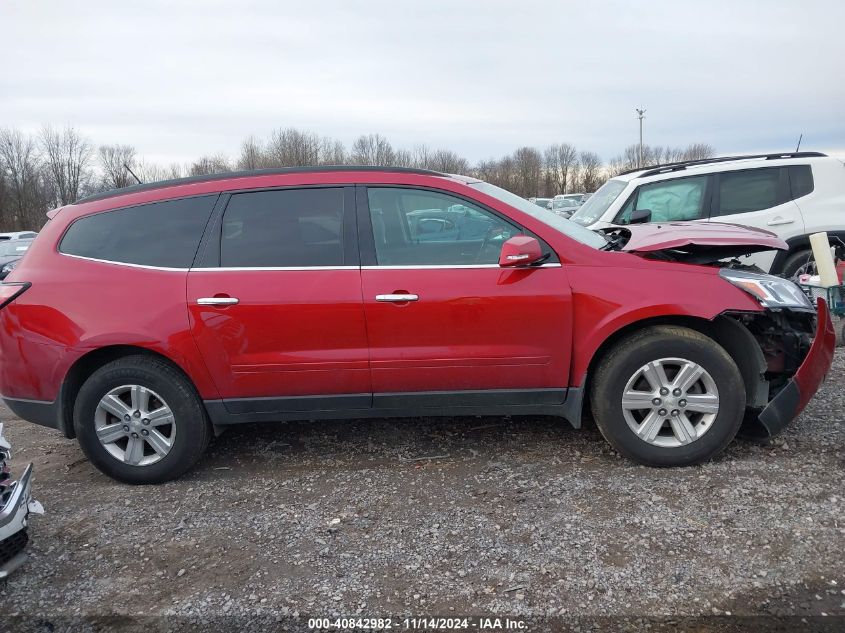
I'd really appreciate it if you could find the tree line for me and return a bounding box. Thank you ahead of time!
[0,125,714,231]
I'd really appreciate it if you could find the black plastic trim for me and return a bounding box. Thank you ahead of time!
[75,166,449,205]
[205,388,582,427]
[0,282,31,310]
[755,380,800,438]
[620,152,826,178]
[2,396,62,432]
[222,393,371,415]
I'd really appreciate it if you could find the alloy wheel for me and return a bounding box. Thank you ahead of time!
[94,384,176,466]
[620,357,720,448]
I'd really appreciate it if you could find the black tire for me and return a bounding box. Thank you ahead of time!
[590,326,745,467]
[780,249,814,281]
[73,355,211,484]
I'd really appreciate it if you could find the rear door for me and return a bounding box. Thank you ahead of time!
[708,167,805,271]
[709,167,804,234]
[187,186,371,415]
[358,186,572,408]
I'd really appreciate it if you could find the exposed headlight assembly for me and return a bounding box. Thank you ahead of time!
[1,261,18,274]
[720,269,813,310]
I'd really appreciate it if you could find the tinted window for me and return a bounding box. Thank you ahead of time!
[615,176,708,224]
[715,168,781,216]
[60,196,216,268]
[221,188,344,267]
[368,188,518,265]
[789,165,814,199]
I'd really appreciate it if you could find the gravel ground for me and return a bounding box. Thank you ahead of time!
[1,352,844,632]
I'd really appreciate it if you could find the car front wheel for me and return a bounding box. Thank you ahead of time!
[590,326,745,466]
[73,355,211,484]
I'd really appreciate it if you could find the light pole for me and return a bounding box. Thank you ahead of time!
[635,107,646,168]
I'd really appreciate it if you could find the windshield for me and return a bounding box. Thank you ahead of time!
[552,198,578,209]
[469,182,606,249]
[0,241,31,257]
[570,179,629,226]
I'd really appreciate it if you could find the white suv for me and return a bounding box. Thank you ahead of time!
[570,152,845,277]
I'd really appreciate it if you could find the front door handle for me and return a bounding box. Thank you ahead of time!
[197,297,239,306]
[767,216,794,226]
[375,293,419,302]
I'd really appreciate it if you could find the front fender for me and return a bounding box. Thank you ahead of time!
[567,264,763,385]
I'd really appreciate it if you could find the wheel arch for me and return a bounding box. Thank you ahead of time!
[57,345,202,439]
[770,231,845,274]
[577,313,768,424]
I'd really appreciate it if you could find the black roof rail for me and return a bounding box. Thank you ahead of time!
[620,151,827,179]
[75,165,448,204]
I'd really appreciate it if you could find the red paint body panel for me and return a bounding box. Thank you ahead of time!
[187,269,370,399]
[361,266,571,393]
[565,260,763,385]
[795,298,835,412]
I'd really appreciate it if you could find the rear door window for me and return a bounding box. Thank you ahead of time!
[713,167,783,216]
[220,188,345,267]
[60,195,217,268]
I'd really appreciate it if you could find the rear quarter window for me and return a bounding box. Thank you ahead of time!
[788,165,814,199]
[59,195,217,268]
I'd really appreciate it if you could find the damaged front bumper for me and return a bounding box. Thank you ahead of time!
[755,298,836,437]
[0,423,43,578]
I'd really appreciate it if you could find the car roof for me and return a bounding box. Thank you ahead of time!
[74,166,455,205]
[614,151,832,184]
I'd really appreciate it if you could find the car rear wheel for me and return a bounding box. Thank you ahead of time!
[73,355,211,484]
[590,326,745,466]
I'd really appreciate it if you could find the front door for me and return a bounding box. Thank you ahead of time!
[358,186,572,408]
[187,186,371,414]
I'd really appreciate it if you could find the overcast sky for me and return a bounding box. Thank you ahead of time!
[1,0,843,166]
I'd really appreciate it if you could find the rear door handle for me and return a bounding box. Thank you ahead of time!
[767,216,794,226]
[375,294,419,302]
[197,297,239,306]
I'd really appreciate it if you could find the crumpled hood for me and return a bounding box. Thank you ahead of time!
[609,221,788,263]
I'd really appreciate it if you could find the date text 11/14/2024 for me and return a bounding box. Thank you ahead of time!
[307,617,528,630]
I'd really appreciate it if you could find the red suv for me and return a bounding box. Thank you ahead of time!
[0,167,835,483]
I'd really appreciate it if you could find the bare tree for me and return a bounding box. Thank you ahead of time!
[266,128,323,167]
[319,138,346,165]
[40,125,93,205]
[237,136,267,170]
[511,147,543,197]
[428,149,469,174]
[189,154,232,176]
[578,151,603,192]
[350,134,395,166]
[98,144,137,189]
[544,143,578,195]
[0,128,49,229]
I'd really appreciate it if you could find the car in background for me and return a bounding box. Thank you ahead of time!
[569,152,845,278]
[0,423,43,578]
[0,240,33,280]
[549,197,582,218]
[528,197,553,209]
[0,232,37,241]
[555,193,588,206]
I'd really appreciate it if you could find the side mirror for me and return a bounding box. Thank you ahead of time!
[629,208,652,224]
[499,235,544,267]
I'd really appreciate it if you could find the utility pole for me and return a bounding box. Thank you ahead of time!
[635,108,646,168]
